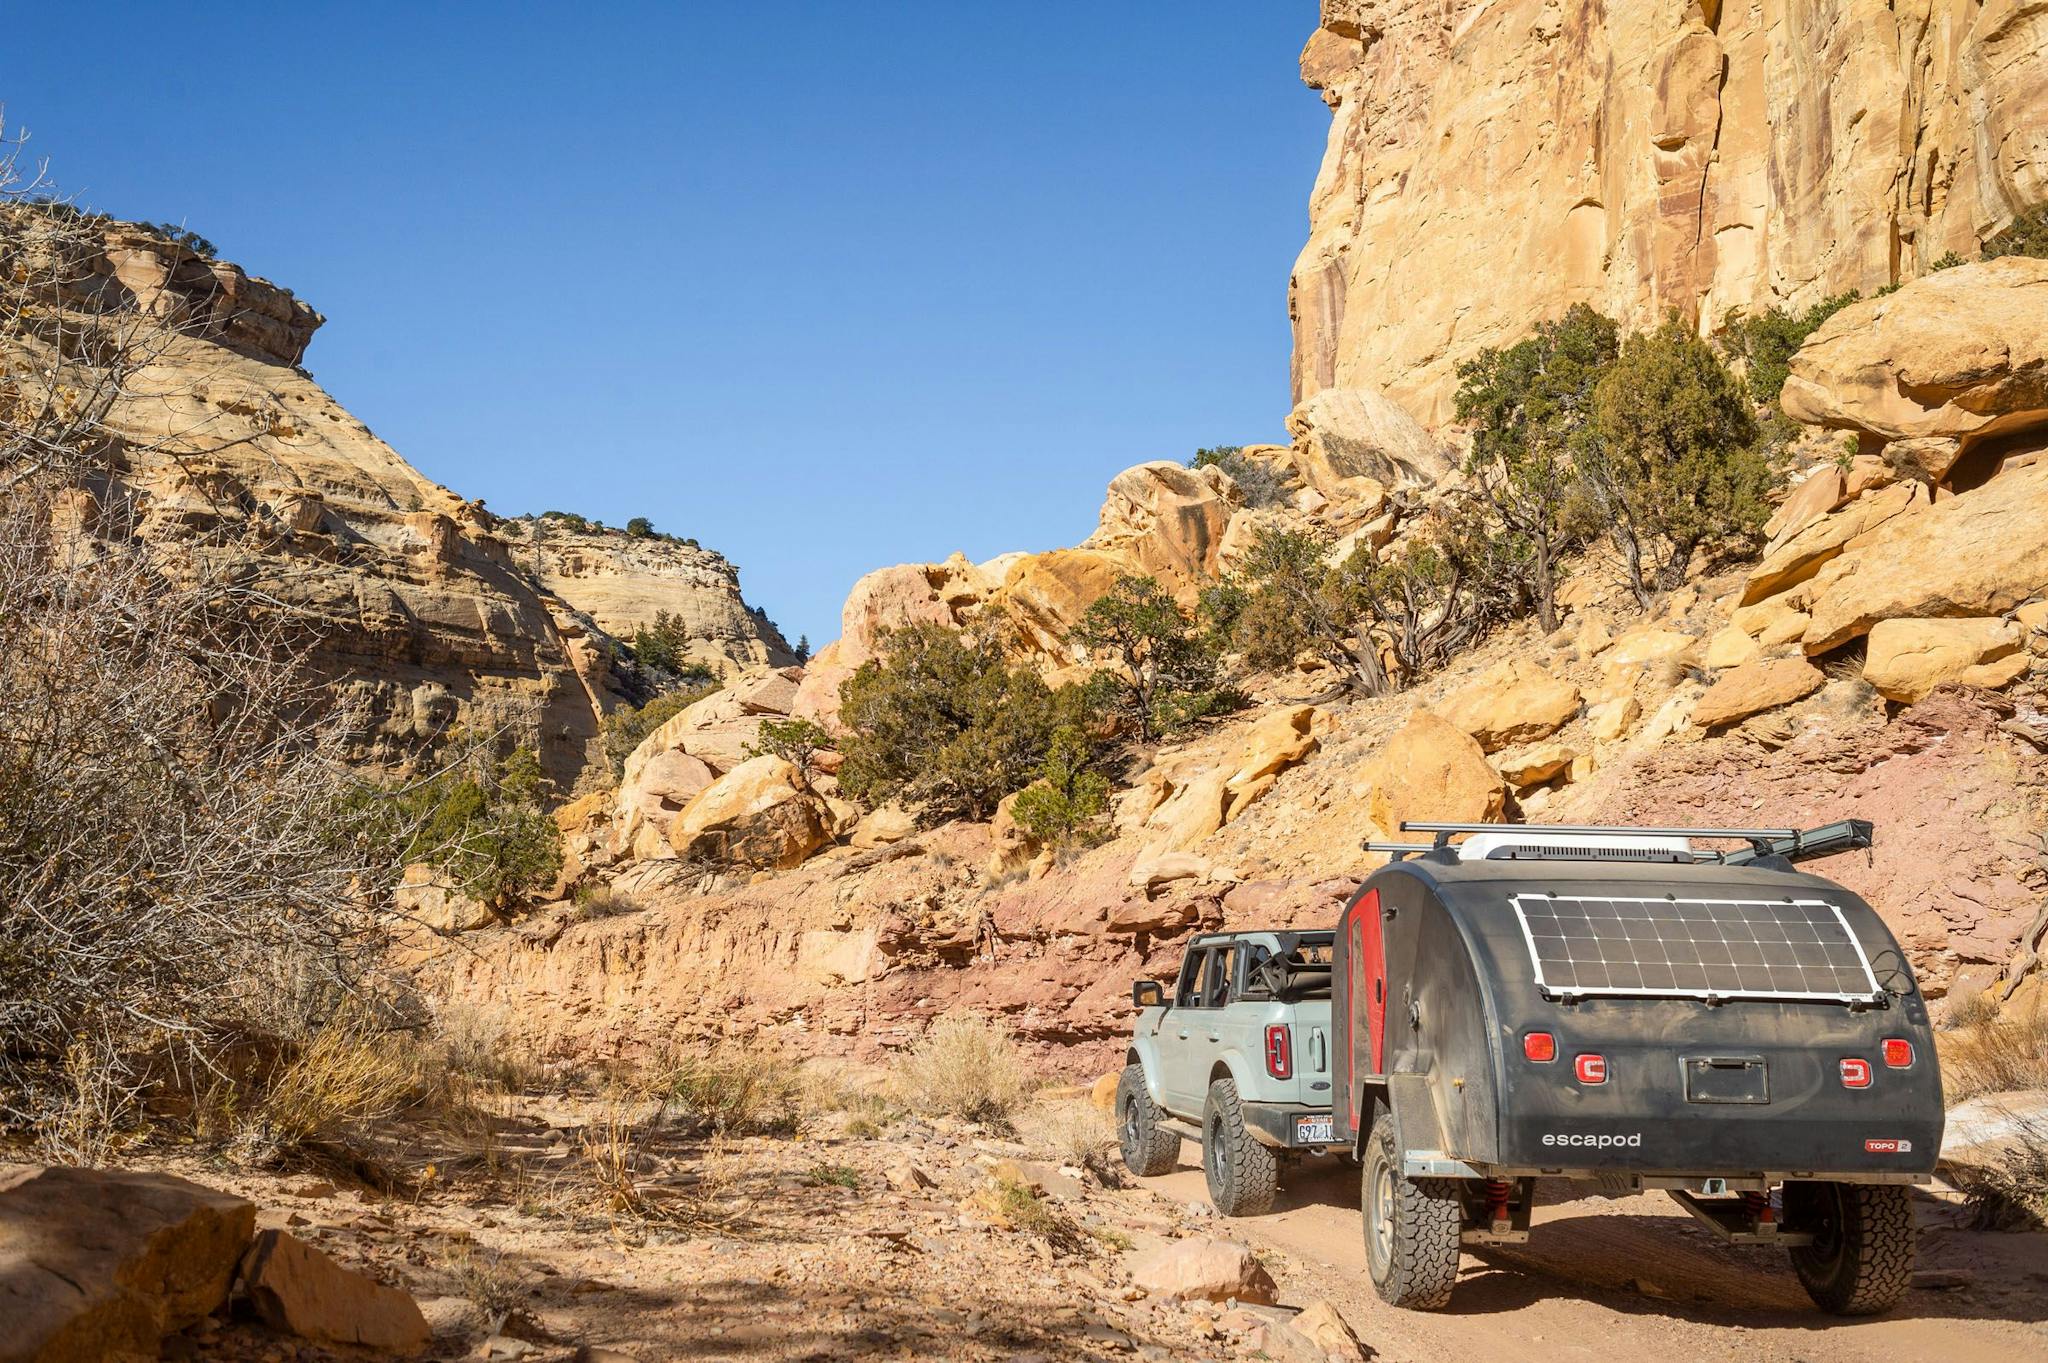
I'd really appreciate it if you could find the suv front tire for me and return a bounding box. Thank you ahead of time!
[1202,1076,1279,1216]
[1116,1064,1181,1177]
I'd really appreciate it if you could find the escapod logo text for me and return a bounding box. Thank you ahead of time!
[1542,1132,1642,1149]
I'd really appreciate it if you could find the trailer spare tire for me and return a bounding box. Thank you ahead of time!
[1362,1109,1461,1309]
[1202,1077,1278,1216]
[1784,1181,1915,1315]
[1117,1064,1181,1177]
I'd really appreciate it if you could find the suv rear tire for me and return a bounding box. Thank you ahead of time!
[1116,1064,1180,1177]
[1202,1077,1279,1216]
[1784,1181,1915,1315]
[1362,1108,1461,1309]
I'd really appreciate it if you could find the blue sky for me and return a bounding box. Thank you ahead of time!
[8,2,1325,648]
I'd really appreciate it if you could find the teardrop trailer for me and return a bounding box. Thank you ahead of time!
[1116,819,1945,1317]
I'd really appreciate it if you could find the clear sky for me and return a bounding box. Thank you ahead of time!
[7,2,1326,649]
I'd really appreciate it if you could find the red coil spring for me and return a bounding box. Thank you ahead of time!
[1742,1190,1774,1225]
[1485,1178,1512,1224]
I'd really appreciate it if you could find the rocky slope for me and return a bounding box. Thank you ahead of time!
[505,516,795,675]
[1290,0,2048,427]
[42,218,783,786]
[432,255,2048,1072]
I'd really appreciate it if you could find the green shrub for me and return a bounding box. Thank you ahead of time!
[629,610,718,684]
[1930,250,1969,271]
[1190,445,1289,508]
[836,621,1093,821]
[744,716,834,777]
[625,516,655,538]
[1984,205,2048,260]
[1453,303,1615,630]
[1721,290,1863,405]
[351,747,563,908]
[1069,574,1237,741]
[1588,315,1772,605]
[1009,729,1111,849]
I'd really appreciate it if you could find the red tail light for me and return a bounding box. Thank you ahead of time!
[1264,1024,1292,1079]
[1882,1038,1914,1068]
[1575,1054,1608,1085]
[1840,1057,1873,1089]
[1523,1032,1557,1063]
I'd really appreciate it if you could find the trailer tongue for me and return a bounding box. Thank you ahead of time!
[1335,820,1939,1316]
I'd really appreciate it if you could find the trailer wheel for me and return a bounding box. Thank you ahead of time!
[1784,1181,1916,1315]
[1362,1109,1461,1309]
[1199,1077,1279,1216]
[1116,1064,1181,1177]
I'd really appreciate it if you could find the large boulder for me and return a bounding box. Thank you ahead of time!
[1690,657,1826,729]
[1742,481,1925,605]
[1862,617,2028,702]
[1365,709,1505,835]
[1804,462,2048,652]
[1083,461,1238,590]
[1284,387,1452,493]
[1782,258,2048,472]
[240,1229,429,1354]
[391,863,494,933]
[668,755,829,870]
[1437,659,1581,753]
[1127,1237,1278,1304]
[0,1164,254,1363]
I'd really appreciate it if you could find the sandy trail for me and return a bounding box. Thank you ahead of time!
[1137,1156,2048,1363]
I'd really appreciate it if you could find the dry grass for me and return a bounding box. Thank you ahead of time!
[1019,1098,1111,1169]
[432,1004,547,1095]
[1942,998,2048,1104]
[1961,1116,2048,1232]
[570,882,636,922]
[441,1242,528,1329]
[32,1040,145,1167]
[1941,988,2001,1031]
[894,1011,1032,1126]
[654,1040,805,1137]
[236,1010,424,1165]
[577,1099,659,1223]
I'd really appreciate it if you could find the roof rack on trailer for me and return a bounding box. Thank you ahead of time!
[1361,819,1874,865]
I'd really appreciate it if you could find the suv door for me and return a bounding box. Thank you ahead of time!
[1161,946,1213,1114]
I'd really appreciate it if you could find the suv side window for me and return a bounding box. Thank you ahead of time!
[1207,945,1238,1008]
[1175,949,1209,1008]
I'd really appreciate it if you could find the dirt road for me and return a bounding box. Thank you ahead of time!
[1137,1158,2048,1362]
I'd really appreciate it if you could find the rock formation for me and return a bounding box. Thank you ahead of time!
[507,516,795,674]
[30,216,781,787]
[1291,0,2048,429]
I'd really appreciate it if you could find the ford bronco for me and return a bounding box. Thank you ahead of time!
[1116,930,1337,1214]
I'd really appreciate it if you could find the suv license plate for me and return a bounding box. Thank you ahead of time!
[1294,1114,1334,1145]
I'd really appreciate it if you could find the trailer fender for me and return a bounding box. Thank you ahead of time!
[1382,1072,1480,1178]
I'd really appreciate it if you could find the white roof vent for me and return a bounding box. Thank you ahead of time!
[1457,831,1694,863]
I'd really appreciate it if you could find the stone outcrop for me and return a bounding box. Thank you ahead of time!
[1438,659,1581,753]
[0,1164,254,1363]
[1365,709,1505,834]
[1283,387,1450,493]
[22,213,779,789]
[1863,617,2027,703]
[668,755,831,871]
[1290,2,2048,430]
[240,1229,430,1354]
[1782,258,2048,480]
[1690,657,1826,730]
[509,517,795,675]
[1127,1238,1278,1305]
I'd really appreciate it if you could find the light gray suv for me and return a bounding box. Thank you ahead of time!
[1116,930,1336,1214]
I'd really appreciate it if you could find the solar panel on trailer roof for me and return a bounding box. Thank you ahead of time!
[1507,894,1883,1002]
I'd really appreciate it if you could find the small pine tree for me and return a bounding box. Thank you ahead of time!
[1588,315,1772,605]
[1984,205,2048,260]
[626,516,655,538]
[794,634,812,664]
[1069,575,1236,741]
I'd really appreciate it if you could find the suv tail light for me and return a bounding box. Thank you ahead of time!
[1264,1025,1292,1079]
[1840,1057,1873,1089]
[1523,1032,1557,1063]
[1574,1054,1608,1084]
[1882,1038,1914,1068]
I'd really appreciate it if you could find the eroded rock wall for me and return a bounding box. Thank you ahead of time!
[1293,0,2048,426]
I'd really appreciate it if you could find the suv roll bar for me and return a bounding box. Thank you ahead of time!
[1363,819,1875,866]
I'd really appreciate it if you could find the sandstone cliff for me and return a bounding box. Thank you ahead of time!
[507,517,795,675]
[1292,0,2048,428]
[45,219,780,787]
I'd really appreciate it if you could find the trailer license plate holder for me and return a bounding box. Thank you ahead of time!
[1685,1056,1769,1105]
[1294,1114,1334,1145]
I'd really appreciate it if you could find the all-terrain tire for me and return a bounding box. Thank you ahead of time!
[1362,1108,1462,1309]
[1116,1064,1181,1177]
[1202,1077,1279,1217]
[1784,1181,1916,1315]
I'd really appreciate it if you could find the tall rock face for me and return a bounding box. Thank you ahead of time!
[53,222,774,788]
[507,519,795,676]
[1293,0,2048,428]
